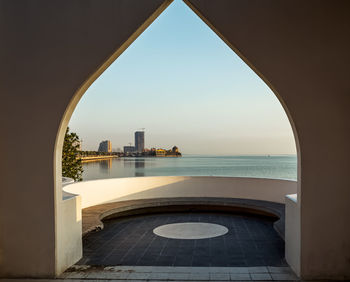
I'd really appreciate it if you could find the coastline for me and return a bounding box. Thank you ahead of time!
[80,155,118,163]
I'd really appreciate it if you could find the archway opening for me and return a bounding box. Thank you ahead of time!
[68,0,297,182]
[56,0,300,275]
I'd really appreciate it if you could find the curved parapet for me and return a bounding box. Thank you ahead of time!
[63,176,297,209]
[63,176,297,240]
[62,177,74,186]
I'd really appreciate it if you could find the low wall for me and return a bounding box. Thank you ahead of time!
[63,176,297,275]
[63,176,297,209]
[285,194,300,276]
[56,195,82,275]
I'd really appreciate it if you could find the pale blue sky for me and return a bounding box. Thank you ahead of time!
[69,0,296,155]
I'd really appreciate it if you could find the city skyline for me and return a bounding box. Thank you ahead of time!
[68,0,296,155]
[84,130,295,156]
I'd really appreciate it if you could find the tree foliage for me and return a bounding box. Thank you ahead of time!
[62,127,83,181]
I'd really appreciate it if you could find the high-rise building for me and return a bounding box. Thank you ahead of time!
[98,140,112,152]
[134,131,144,153]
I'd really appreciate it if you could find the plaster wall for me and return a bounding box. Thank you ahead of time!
[185,0,350,279]
[64,176,297,209]
[0,0,171,277]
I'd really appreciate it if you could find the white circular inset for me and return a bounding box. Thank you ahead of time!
[153,222,228,239]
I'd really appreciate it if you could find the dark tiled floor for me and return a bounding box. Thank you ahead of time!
[78,212,287,267]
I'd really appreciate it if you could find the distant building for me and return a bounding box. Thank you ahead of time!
[98,140,112,152]
[155,149,166,156]
[123,146,135,154]
[134,131,145,153]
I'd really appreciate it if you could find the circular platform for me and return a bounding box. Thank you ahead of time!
[153,222,228,239]
[79,212,287,267]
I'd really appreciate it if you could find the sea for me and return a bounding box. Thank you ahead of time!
[82,155,297,181]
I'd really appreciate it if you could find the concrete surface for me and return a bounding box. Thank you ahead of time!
[59,265,298,281]
[0,0,172,277]
[78,212,286,267]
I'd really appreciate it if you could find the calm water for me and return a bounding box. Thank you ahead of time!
[82,155,297,181]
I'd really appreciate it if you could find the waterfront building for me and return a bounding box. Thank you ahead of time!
[134,131,145,153]
[123,146,135,154]
[155,148,166,156]
[98,140,112,153]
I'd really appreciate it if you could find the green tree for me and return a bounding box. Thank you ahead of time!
[62,127,83,181]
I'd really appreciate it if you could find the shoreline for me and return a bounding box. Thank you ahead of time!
[80,155,118,163]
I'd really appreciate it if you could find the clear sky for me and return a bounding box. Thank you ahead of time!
[69,0,296,155]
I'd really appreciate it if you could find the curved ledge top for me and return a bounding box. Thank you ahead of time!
[63,176,297,208]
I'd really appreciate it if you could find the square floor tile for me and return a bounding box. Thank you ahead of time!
[188,272,210,280]
[210,272,230,280]
[270,273,298,280]
[229,273,251,280]
[250,273,272,280]
[248,266,268,273]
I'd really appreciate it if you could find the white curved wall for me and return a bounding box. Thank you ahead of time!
[286,193,300,276]
[64,176,297,209]
[57,195,82,275]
